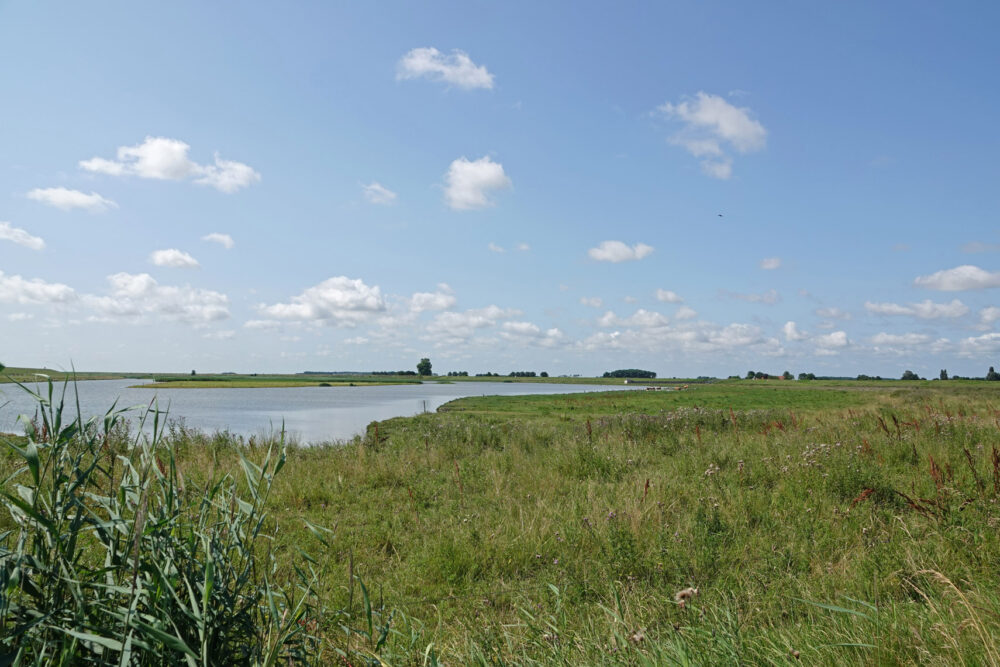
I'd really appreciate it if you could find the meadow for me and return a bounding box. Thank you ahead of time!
[3,376,1000,664]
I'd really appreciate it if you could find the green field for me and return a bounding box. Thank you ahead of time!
[4,378,1000,663]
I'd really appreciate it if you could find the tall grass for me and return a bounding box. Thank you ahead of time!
[0,377,327,665]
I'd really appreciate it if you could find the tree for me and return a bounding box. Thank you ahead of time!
[940,369,949,380]
[988,366,1000,381]
[417,358,432,376]
[901,370,919,381]
[782,370,793,380]
[746,370,755,380]
[540,371,549,377]
[191,370,197,376]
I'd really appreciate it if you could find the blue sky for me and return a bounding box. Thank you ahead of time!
[3,1,1000,377]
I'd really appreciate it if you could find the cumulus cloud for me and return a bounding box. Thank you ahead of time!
[871,332,931,346]
[410,284,456,312]
[0,271,75,304]
[397,47,495,90]
[86,273,229,323]
[425,305,519,344]
[27,187,117,212]
[980,306,1000,326]
[0,222,45,250]
[815,331,849,349]
[444,156,511,210]
[488,242,505,253]
[500,321,566,347]
[959,333,1000,357]
[783,321,807,341]
[723,288,780,304]
[588,240,654,263]
[202,232,234,249]
[657,91,767,179]
[655,288,683,303]
[580,296,603,308]
[598,309,670,329]
[864,299,968,319]
[674,305,697,320]
[760,257,782,270]
[362,182,397,205]
[258,276,385,325]
[914,265,1000,291]
[80,137,260,193]
[150,248,200,269]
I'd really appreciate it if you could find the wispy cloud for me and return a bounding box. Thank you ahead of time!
[657,91,767,179]
[864,299,968,319]
[0,222,45,250]
[760,257,781,270]
[397,47,495,90]
[27,187,117,212]
[362,182,397,205]
[201,233,234,249]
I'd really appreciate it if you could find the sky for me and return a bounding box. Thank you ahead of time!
[2,2,1000,378]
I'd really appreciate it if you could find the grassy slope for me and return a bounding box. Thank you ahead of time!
[5,379,1000,663]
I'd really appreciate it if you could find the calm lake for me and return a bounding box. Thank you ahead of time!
[0,379,630,444]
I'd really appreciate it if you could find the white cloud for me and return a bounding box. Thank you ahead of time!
[7,312,34,321]
[488,242,505,253]
[362,182,397,205]
[598,309,670,329]
[258,276,385,325]
[760,257,782,270]
[397,47,495,90]
[150,248,200,269]
[655,288,683,303]
[864,299,968,319]
[674,305,697,320]
[80,137,260,193]
[0,222,45,250]
[86,272,229,323]
[410,285,456,312]
[815,307,851,320]
[871,332,930,346]
[980,306,1000,326]
[500,321,566,347]
[914,265,1000,291]
[783,321,807,341]
[426,305,519,344]
[202,330,235,340]
[815,331,849,348]
[27,187,117,212]
[0,271,75,304]
[959,333,1000,357]
[444,156,511,210]
[580,296,603,308]
[201,232,234,249]
[724,288,780,304]
[588,240,654,263]
[516,242,531,252]
[657,91,767,179]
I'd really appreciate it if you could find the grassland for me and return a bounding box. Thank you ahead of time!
[4,378,1000,663]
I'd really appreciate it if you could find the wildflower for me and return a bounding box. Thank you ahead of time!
[674,586,699,609]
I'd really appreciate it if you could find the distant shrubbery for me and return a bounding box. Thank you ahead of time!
[603,369,656,379]
[372,370,418,376]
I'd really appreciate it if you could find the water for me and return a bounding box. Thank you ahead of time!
[0,379,631,444]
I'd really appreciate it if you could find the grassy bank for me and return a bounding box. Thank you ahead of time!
[4,379,1000,663]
